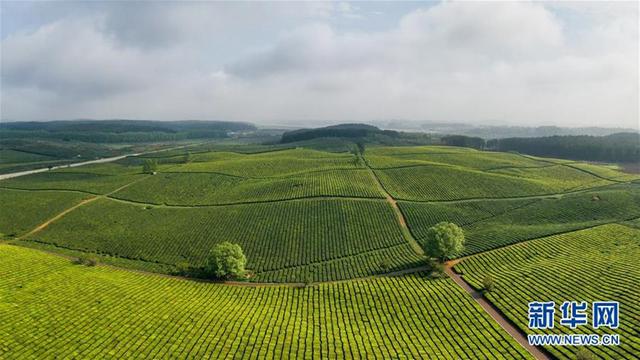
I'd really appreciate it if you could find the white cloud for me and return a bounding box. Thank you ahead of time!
[1,1,637,128]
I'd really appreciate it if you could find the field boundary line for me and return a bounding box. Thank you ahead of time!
[452,218,639,264]
[253,242,417,275]
[395,181,637,205]
[106,193,387,208]
[515,152,633,183]
[443,261,552,360]
[442,220,640,360]
[162,165,367,180]
[0,186,98,195]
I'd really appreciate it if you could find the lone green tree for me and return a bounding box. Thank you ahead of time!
[206,242,247,279]
[482,275,495,292]
[142,159,158,174]
[423,222,465,261]
[182,152,192,164]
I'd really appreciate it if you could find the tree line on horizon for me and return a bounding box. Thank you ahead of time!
[442,133,639,163]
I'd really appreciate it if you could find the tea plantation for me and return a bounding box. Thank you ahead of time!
[1,144,638,359]
[0,244,532,359]
[455,224,640,360]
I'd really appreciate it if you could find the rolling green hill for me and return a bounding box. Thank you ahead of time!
[401,183,640,255]
[24,197,419,281]
[2,141,638,359]
[2,144,637,283]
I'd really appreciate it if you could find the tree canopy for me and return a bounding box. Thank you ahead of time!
[205,242,247,279]
[422,222,465,261]
[486,133,639,163]
[142,159,158,174]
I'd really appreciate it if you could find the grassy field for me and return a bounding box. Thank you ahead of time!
[25,197,418,281]
[401,183,640,255]
[0,244,532,359]
[454,224,640,360]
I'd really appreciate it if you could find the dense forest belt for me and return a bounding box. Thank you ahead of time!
[487,133,640,163]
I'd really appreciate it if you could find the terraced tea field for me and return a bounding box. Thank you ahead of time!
[401,183,640,255]
[0,245,532,359]
[0,188,89,238]
[0,170,145,194]
[24,197,417,281]
[112,169,383,205]
[375,165,554,201]
[174,148,364,177]
[366,146,625,201]
[454,224,640,360]
[3,145,637,282]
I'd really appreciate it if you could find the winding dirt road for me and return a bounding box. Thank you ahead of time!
[444,260,551,360]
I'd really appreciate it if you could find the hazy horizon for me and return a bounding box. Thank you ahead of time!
[1,1,638,128]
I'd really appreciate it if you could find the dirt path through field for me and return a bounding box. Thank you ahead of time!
[17,196,99,240]
[360,154,424,255]
[444,260,551,360]
[16,175,150,241]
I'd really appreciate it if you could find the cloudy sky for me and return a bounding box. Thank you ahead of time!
[1,1,638,128]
